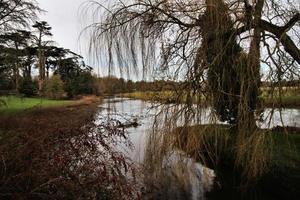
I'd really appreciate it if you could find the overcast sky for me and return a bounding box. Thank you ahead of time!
[36,0,147,80]
[38,0,86,53]
[37,0,101,73]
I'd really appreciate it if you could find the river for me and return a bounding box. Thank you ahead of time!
[95,97,300,200]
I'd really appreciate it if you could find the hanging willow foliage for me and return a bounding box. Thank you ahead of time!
[84,0,300,187]
[203,0,244,125]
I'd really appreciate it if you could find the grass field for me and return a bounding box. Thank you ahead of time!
[0,96,74,114]
[121,91,204,104]
[121,88,300,107]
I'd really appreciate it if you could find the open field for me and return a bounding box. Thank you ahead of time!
[120,91,202,104]
[263,95,300,107]
[121,87,300,107]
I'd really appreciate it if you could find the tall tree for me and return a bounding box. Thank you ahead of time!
[22,45,37,80]
[32,21,52,93]
[0,45,14,90]
[54,52,94,97]
[0,30,32,91]
[44,46,68,78]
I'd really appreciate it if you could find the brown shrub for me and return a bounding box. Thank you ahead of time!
[0,104,139,200]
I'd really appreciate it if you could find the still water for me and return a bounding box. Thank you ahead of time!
[95,97,300,199]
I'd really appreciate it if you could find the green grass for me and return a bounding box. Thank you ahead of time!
[0,96,74,114]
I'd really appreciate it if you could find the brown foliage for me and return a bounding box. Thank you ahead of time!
[0,102,139,199]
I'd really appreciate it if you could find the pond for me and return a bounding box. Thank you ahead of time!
[95,97,300,200]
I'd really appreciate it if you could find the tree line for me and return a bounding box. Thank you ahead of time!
[0,0,95,99]
[96,76,180,95]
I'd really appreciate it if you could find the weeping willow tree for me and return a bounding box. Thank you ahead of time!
[84,0,300,188]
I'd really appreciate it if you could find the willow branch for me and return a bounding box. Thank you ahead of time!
[236,13,300,64]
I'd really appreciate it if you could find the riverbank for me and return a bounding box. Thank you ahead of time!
[0,95,101,154]
[0,96,108,199]
[0,95,102,114]
[0,95,100,129]
[121,91,300,108]
[0,95,139,200]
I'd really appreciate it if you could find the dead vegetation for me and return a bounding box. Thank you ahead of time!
[0,99,139,200]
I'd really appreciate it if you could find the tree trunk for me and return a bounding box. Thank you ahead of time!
[38,33,45,95]
[238,0,265,132]
[15,64,19,92]
[46,60,50,79]
[14,43,20,93]
[26,59,32,80]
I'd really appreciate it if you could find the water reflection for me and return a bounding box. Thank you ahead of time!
[95,97,300,200]
[96,98,300,161]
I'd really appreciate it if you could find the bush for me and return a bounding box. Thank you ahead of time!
[64,72,96,98]
[45,75,65,99]
[19,78,38,97]
[0,106,138,199]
